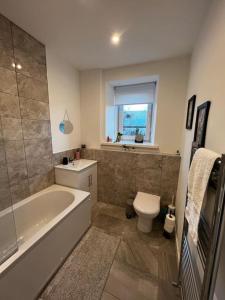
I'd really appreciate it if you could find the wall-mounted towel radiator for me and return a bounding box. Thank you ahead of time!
[176,143,225,300]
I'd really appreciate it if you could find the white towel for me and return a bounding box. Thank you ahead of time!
[185,148,219,245]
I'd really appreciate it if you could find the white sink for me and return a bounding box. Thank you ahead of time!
[55,159,97,172]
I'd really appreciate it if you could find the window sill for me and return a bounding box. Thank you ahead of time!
[100,141,159,153]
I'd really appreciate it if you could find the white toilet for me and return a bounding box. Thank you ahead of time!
[133,192,160,233]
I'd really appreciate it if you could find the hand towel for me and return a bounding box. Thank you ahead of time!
[185,148,219,245]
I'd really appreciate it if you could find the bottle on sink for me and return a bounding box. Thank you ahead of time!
[75,149,81,160]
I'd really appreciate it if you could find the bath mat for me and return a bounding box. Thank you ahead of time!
[41,227,120,300]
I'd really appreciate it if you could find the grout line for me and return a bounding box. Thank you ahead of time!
[0,86,48,103]
[104,291,121,300]
[15,67,47,83]
[125,236,159,281]
[0,116,50,123]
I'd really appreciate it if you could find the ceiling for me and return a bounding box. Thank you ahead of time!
[0,0,211,70]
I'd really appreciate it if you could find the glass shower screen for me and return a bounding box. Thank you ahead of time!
[0,167,18,265]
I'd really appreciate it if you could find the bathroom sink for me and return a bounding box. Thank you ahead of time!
[55,159,97,172]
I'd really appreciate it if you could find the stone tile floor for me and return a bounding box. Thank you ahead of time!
[41,202,181,300]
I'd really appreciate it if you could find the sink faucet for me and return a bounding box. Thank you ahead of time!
[122,145,129,151]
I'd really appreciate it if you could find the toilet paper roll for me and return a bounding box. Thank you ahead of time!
[164,214,175,233]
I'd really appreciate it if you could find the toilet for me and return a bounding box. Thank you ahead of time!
[133,192,160,233]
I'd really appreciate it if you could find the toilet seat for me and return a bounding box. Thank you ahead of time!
[133,192,160,215]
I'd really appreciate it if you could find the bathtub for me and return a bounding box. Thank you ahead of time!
[0,184,91,300]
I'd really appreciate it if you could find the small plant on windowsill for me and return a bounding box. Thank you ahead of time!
[115,132,123,143]
[135,128,144,143]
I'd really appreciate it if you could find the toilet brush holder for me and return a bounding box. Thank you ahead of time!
[168,204,176,216]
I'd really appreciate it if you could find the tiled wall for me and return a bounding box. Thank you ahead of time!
[82,149,181,207]
[53,149,76,166]
[0,15,54,209]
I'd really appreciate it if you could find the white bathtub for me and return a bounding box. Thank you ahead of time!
[0,184,91,300]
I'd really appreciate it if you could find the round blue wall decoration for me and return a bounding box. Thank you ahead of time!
[59,110,74,134]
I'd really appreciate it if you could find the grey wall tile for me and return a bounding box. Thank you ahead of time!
[17,73,48,102]
[0,67,17,95]
[0,15,11,39]
[160,155,181,206]
[0,165,12,210]
[27,155,53,178]
[29,170,54,194]
[24,138,52,159]
[15,48,47,82]
[10,179,30,204]
[7,160,28,186]
[135,153,162,196]
[0,119,2,142]
[1,118,23,141]
[112,152,137,206]
[0,120,5,166]
[4,140,25,162]
[22,119,51,139]
[53,152,62,166]
[0,165,10,186]
[96,151,136,206]
[65,149,75,160]
[53,150,76,166]
[82,149,180,208]
[20,97,50,120]
[12,25,46,65]
[0,15,13,56]
[136,153,163,169]
[0,16,54,207]
[0,92,20,118]
[81,148,96,160]
[135,168,162,196]
[0,141,6,166]
[0,15,14,71]
[0,47,15,70]
[0,188,11,210]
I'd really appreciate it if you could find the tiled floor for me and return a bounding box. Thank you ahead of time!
[41,202,181,300]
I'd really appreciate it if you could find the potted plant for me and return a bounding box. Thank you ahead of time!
[115,132,123,142]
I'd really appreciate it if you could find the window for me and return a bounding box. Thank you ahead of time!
[105,80,157,144]
[114,82,156,143]
[118,104,153,141]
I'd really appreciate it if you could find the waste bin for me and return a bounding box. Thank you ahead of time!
[125,197,136,219]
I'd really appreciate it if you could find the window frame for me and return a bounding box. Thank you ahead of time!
[117,103,153,142]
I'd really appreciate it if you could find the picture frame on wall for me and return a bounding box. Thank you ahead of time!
[193,101,211,147]
[186,95,196,129]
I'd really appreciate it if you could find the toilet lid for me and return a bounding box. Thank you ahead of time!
[133,192,160,215]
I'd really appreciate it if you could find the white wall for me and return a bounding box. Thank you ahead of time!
[105,83,117,140]
[80,69,102,148]
[176,0,225,249]
[80,56,190,154]
[46,48,81,153]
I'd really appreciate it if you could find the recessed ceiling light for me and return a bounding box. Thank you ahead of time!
[111,33,121,45]
[16,64,22,70]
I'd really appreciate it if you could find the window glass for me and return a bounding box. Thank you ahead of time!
[119,103,152,141]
